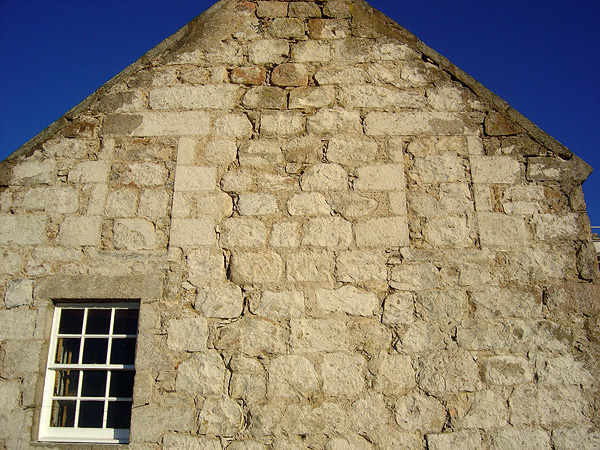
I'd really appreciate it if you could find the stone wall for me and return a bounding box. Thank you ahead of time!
[1,1,599,449]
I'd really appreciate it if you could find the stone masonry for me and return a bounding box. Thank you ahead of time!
[0,1,599,449]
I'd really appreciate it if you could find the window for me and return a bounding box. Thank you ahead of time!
[39,303,139,444]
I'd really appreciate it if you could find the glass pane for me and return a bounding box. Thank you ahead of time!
[85,309,111,335]
[58,309,84,334]
[81,371,107,397]
[50,400,76,427]
[78,400,105,428]
[109,371,135,398]
[54,338,81,364]
[113,309,139,335]
[110,338,136,365]
[106,401,132,429]
[82,338,108,364]
[53,370,79,397]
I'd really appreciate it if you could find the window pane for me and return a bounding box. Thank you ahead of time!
[110,338,136,365]
[81,371,107,397]
[106,401,132,429]
[82,338,108,364]
[109,371,135,398]
[53,370,79,397]
[50,400,76,427]
[113,309,139,335]
[85,309,111,335]
[58,309,84,334]
[78,400,105,428]
[54,338,81,364]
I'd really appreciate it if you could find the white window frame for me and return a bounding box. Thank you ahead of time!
[39,302,139,444]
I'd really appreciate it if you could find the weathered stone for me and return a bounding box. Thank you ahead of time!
[448,390,508,430]
[552,427,600,450]
[373,353,415,393]
[301,163,348,191]
[270,221,301,248]
[390,262,441,291]
[167,317,209,352]
[478,213,530,248]
[315,66,366,85]
[395,391,446,433]
[535,354,593,386]
[355,217,409,248]
[176,350,225,396]
[170,218,215,248]
[0,250,23,275]
[489,429,551,450]
[252,289,305,318]
[237,193,278,215]
[327,137,378,164]
[284,136,323,163]
[302,217,353,249]
[307,109,362,135]
[228,441,267,450]
[103,111,210,137]
[291,41,332,63]
[410,154,467,183]
[526,156,593,183]
[242,86,287,109]
[365,112,476,136]
[204,139,238,165]
[422,215,473,248]
[316,285,379,316]
[174,166,216,192]
[121,162,168,187]
[355,164,405,191]
[187,248,226,285]
[418,350,482,396]
[485,111,523,136]
[289,86,336,109]
[57,216,101,247]
[163,434,221,450]
[481,356,534,385]
[269,355,319,398]
[341,85,423,108]
[415,289,468,321]
[248,39,290,65]
[272,63,309,87]
[382,291,414,325]
[195,282,244,319]
[287,250,335,282]
[350,392,395,434]
[68,160,110,184]
[509,386,587,426]
[470,156,521,184]
[260,111,304,136]
[229,252,284,284]
[231,66,267,85]
[332,193,378,219]
[149,85,240,110]
[256,1,287,18]
[471,286,541,320]
[239,139,284,168]
[214,113,253,138]
[105,188,137,217]
[323,0,351,18]
[426,431,483,450]
[269,18,305,39]
[407,183,472,217]
[291,318,349,352]
[130,405,195,443]
[220,218,266,249]
[23,186,79,214]
[4,279,34,309]
[198,396,244,436]
[289,2,321,18]
[216,316,288,357]
[321,352,366,397]
[308,18,350,39]
[113,218,157,250]
[11,159,57,185]
[287,192,331,216]
[336,249,387,283]
[0,215,46,246]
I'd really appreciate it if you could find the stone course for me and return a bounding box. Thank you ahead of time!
[0,0,598,449]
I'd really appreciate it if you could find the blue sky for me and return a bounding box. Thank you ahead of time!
[1,0,599,224]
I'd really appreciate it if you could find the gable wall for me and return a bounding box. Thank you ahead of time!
[1,1,599,449]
